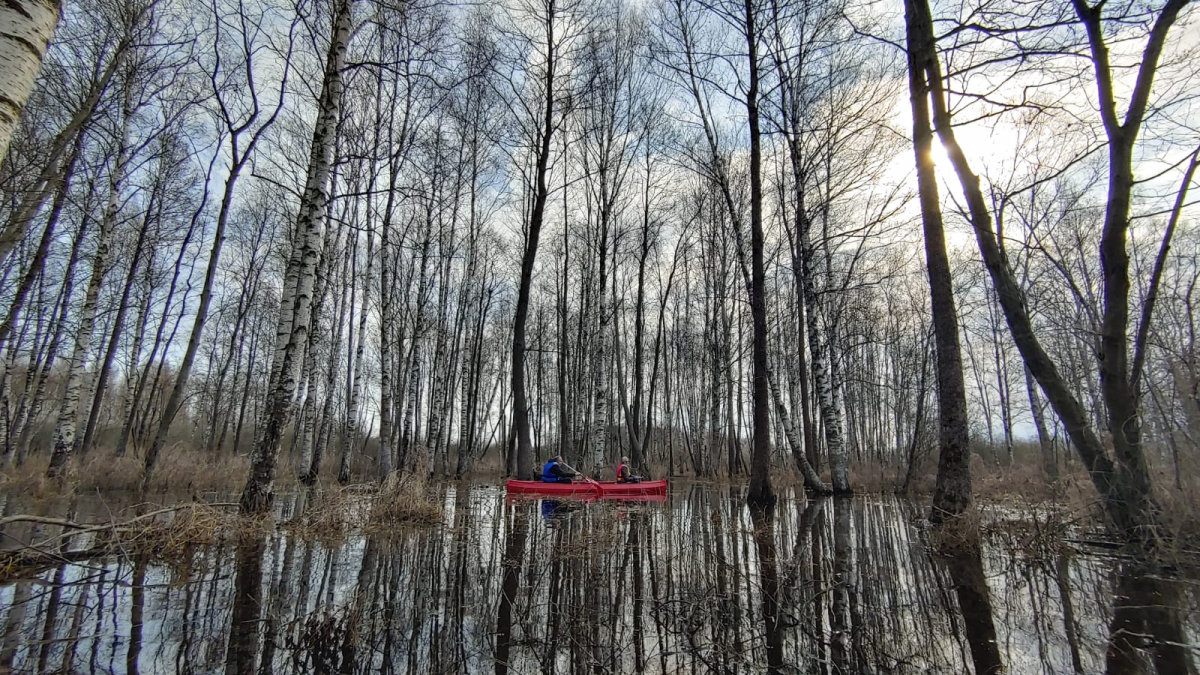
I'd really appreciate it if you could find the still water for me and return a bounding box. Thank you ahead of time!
[0,484,1196,674]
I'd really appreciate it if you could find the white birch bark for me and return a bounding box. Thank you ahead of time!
[296,210,338,482]
[264,229,303,422]
[46,81,136,478]
[0,0,59,161]
[309,227,350,481]
[241,0,351,512]
[768,369,829,492]
[800,222,850,492]
[12,215,83,465]
[591,275,608,471]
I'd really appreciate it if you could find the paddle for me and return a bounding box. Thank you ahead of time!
[558,458,602,495]
[583,475,603,495]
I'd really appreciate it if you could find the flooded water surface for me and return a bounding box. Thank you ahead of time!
[1,485,1196,674]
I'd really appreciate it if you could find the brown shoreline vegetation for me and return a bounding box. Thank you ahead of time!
[0,463,446,582]
[3,443,1197,584]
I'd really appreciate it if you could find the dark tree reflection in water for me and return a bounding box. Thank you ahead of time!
[0,485,1196,674]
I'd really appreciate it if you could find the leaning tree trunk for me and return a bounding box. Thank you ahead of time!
[11,213,85,465]
[0,131,82,465]
[800,222,850,493]
[296,206,339,483]
[0,0,60,162]
[115,194,201,458]
[46,83,136,479]
[78,184,154,457]
[768,369,830,492]
[240,0,350,513]
[904,0,974,522]
[0,18,130,272]
[1025,365,1058,482]
[0,130,83,371]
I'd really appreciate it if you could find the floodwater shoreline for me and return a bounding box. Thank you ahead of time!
[0,483,1196,674]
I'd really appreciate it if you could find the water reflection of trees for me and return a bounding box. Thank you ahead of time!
[0,486,1196,674]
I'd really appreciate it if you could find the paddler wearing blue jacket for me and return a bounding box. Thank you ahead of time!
[541,455,579,483]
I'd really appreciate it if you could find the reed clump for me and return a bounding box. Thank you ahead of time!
[280,487,370,544]
[123,503,272,560]
[365,471,444,531]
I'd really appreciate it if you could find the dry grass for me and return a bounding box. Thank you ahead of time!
[117,503,273,558]
[365,470,445,531]
[280,486,371,544]
[0,503,272,581]
[0,472,450,580]
[0,446,349,499]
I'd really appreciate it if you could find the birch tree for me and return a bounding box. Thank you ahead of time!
[0,0,60,161]
[142,0,297,491]
[46,16,151,477]
[241,0,352,512]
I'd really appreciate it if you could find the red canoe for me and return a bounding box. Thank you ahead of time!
[505,479,667,498]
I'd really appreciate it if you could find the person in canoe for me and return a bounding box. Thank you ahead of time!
[541,455,580,483]
[615,456,642,483]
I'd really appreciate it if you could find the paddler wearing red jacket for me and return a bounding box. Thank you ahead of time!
[615,456,642,483]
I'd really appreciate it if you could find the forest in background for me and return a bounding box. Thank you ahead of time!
[0,0,1196,516]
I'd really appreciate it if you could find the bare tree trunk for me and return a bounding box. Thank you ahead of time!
[903,0,973,521]
[401,200,435,469]
[742,0,774,508]
[0,132,83,465]
[11,214,87,465]
[114,171,204,458]
[590,211,610,472]
[768,369,830,491]
[47,80,137,478]
[240,0,347,513]
[339,223,373,483]
[510,3,564,482]
[1025,365,1058,482]
[0,0,60,161]
[79,174,157,457]
[378,193,397,478]
[298,219,340,484]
